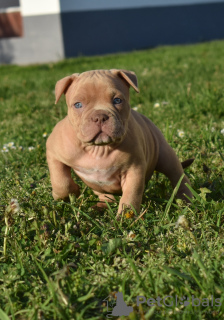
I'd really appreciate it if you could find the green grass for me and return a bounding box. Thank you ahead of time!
[0,40,224,320]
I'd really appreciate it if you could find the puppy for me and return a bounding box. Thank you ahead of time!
[46,69,193,215]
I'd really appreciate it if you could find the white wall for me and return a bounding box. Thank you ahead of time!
[0,0,64,64]
[20,0,60,16]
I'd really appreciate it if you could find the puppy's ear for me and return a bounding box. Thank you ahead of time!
[55,73,79,104]
[111,69,139,93]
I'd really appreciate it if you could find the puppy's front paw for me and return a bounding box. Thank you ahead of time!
[52,184,80,201]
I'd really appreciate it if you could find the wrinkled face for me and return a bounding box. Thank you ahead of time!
[65,71,131,146]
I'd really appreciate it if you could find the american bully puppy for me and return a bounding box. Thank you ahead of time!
[46,69,193,216]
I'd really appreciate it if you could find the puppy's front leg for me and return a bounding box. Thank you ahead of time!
[47,152,80,200]
[117,168,145,217]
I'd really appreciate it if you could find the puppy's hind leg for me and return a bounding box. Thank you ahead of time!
[155,144,193,201]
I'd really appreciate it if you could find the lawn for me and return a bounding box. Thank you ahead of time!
[0,40,224,320]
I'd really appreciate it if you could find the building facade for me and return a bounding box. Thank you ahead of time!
[0,0,224,65]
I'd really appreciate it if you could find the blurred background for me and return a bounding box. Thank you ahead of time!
[1,0,224,65]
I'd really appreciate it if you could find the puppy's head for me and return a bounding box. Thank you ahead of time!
[55,69,139,146]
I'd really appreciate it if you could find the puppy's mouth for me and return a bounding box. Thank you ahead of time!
[90,131,113,145]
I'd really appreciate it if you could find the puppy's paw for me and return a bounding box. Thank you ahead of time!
[52,186,80,202]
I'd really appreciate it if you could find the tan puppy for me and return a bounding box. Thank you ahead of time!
[46,69,193,215]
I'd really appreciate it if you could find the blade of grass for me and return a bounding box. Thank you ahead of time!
[162,174,185,222]
[0,309,10,320]
[105,201,124,233]
[69,205,104,231]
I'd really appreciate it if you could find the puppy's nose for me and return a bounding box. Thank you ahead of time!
[92,113,109,124]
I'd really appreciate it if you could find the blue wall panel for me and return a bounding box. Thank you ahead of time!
[60,2,224,58]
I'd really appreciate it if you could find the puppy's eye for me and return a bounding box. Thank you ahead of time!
[113,98,122,105]
[74,102,82,109]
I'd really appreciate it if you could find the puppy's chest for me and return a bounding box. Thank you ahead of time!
[73,164,121,188]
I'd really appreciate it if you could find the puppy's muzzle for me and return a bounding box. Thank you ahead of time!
[80,109,125,145]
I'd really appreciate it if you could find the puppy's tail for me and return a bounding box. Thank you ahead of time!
[181,158,194,169]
